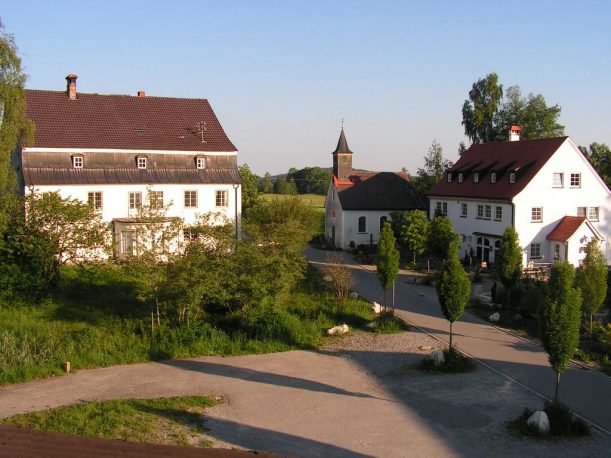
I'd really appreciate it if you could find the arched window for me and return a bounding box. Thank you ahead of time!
[358,216,367,233]
[379,216,387,231]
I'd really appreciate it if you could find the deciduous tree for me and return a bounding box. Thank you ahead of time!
[238,164,261,216]
[575,239,607,339]
[436,241,471,349]
[401,210,430,264]
[376,222,400,312]
[580,143,611,188]
[539,262,582,404]
[413,140,452,196]
[462,73,503,144]
[428,216,456,259]
[496,226,522,309]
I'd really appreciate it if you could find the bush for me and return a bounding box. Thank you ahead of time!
[419,348,477,373]
[509,402,590,438]
[370,312,410,334]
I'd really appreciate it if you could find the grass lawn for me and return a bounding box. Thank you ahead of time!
[0,396,216,447]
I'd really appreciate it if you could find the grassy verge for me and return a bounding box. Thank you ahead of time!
[0,396,216,447]
[369,312,410,334]
[0,265,374,385]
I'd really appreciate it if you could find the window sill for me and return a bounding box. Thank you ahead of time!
[531,221,543,223]
[460,215,467,218]
[493,219,501,221]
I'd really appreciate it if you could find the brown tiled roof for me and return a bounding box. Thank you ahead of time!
[25,90,237,152]
[547,216,587,242]
[428,137,568,200]
[22,151,241,185]
[336,172,426,211]
[0,425,280,458]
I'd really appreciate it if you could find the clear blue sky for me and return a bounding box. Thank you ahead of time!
[3,0,610,176]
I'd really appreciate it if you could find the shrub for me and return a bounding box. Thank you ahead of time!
[370,312,410,334]
[419,348,476,373]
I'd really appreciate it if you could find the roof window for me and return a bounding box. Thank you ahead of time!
[473,172,479,183]
[458,173,463,183]
[509,172,516,184]
[491,172,497,183]
[196,156,206,170]
[137,156,147,169]
[72,155,83,169]
[447,173,452,183]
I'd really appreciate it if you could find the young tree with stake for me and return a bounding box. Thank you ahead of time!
[436,241,471,349]
[377,222,400,313]
[575,239,607,340]
[496,226,522,310]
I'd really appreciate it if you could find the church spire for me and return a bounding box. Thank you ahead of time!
[332,127,353,180]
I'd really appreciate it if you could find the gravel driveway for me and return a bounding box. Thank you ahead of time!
[1,329,609,457]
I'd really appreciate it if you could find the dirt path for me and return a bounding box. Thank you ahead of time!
[1,330,609,457]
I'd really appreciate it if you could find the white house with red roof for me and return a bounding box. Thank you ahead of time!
[428,127,609,267]
[19,74,241,257]
[324,129,426,249]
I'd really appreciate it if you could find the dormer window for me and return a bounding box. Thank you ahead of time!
[509,172,516,184]
[491,172,497,183]
[137,156,147,169]
[196,156,206,170]
[447,173,452,183]
[72,155,84,169]
[458,173,463,183]
[473,172,479,183]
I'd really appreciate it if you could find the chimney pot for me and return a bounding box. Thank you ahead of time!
[137,91,145,97]
[509,125,521,142]
[66,74,78,100]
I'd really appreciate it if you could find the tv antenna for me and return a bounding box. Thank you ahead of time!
[196,121,207,143]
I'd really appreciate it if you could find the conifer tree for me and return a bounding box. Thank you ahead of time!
[436,241,471,349]
[540,262,582,404]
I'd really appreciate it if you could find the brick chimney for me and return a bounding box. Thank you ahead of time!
[137,91,145,97]
[509,125,521,141]
[66,74,78,100]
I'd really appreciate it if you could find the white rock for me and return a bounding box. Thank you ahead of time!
[371,302,382,314]
[489,312,500,323]
[527,411,550,434]
[349,292,359,299]
[477,293,493,304]
[419,345,433,350]
[430,350,445,366]
[323,274,333,282]
[366,321,377,328]
[327,324,350,335]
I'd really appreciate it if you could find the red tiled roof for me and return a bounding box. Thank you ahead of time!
[336,172,426,211]
[428,137,568,200]
[547,216,587,242]
[25,90,237,152]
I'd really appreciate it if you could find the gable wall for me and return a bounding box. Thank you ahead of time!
[514,139,610,264]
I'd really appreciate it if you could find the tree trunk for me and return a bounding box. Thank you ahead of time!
[151,310,154,333]
[589,313,593,343]
[449,321,453,350]
[554,371,561,404]
[413,252,416,264]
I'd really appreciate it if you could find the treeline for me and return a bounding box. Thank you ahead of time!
[257,166,331,195]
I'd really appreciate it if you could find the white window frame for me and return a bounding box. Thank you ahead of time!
[137,156,147,169]
[570,173,581,188]
[120,231,135,255]
[473,172,479,183]
[215,189,228,207]
[530,243,541,259]
[196,156,206,170]
[88,191,102,211]
[490,172,496,183]
[484,204,491,220]
[531,207,543,223]
[509,172,516,184]
[588,207,599,221]
[461,203,467,217]
[447,173,452,183]
[577,207,587,218]
[150,191,164,209]
[495,206,502,221]
[458,173,463,183]
[129,191,142,210]
[73,155,84,169]
[184,190,198,208]
[477,204,484,219]
[553,172,564,188]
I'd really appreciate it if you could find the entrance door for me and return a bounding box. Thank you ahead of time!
[121,231,134,255]
[476,237,490,263]
[331,226,336,247]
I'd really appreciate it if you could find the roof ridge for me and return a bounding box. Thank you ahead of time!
[25,88,209,102]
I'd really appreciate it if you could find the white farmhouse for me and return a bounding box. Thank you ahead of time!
[428,127,610,266]
[324,129,426,249]
[19,74,241,257]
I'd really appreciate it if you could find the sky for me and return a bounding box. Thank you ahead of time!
[2,0,610,176]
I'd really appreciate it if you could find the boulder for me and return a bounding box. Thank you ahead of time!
[489,312,500,323]
[419,345,433,351]
[366,321,377,328]
[430,350,445,366]
[371,302,382,314]
[323,274,333,282]
[527,410,550,434]
[349,292,359,299]
[513,313,523,321]
[477,293,493,305]
[327,324,350,335]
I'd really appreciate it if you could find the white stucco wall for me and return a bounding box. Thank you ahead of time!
[28,183,241,228]
[513,138,610,265]
[324,182,344,247]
